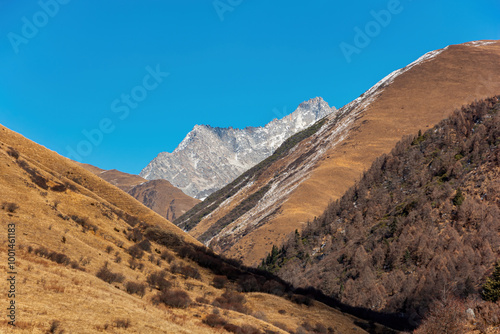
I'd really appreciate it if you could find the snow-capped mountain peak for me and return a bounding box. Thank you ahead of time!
[140,97,336,199]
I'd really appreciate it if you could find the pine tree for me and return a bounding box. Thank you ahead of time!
[453,188,465,206]
[482,261,500,302]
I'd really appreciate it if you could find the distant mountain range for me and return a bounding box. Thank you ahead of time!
[175,40,500,266]
[79,163,200,222]
[4,39,500,333]
[140,97,336,199]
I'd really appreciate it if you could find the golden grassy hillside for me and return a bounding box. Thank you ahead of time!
[0,124,386,333]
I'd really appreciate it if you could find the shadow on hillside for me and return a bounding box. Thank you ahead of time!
[142,225,413,333]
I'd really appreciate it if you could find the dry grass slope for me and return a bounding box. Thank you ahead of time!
[0,124,381,333]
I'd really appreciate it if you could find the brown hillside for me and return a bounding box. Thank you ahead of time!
[180,40,500,266]
[80,164,200,221]
[0,125,195,243]
[268,96,500,331]
[79,163,146,192]
[129,179,201,221]
[0,124,381,333]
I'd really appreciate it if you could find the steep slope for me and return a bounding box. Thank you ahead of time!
[264,97,500,329]
[140,97,336,199]
[176,40,500,266]
[0,124,390,333]
[80,164,200,221]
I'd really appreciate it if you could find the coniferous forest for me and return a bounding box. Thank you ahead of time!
[262,96,500,329]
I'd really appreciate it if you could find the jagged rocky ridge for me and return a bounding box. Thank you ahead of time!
[173,40,500,267]
[140,97,336,199]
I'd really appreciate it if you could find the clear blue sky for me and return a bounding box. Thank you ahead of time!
[0,0,498,174]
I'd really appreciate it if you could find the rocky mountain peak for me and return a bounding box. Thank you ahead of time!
[140,97,336,199]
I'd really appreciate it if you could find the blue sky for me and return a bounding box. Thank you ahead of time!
[0,0,498,174]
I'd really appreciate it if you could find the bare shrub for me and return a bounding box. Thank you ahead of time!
[96,263,125,284]
[128,244,144,259]
[125,281,146,297]
[170,262,201,280]
[147,270,171,291]
[291,294,312,306]
[33,247,83,270]
[7,147,19,159]
[213,275,228,289]
[48,319,64,334]
[17,159,49,189]
[212,290,248,314]
[50,183,67,192]
[127,228,143,242]
[123,213,140,227]
[262,280,285,296]
[69,261,83,270]
[137,239,151,252]
[225,323,263,334]
[105,245,114,254]
[180,265,201,280]
[160,250,174,263]
[144,227,183,247]
[203,313,226,327]
[114,318,130,328]
[155,289,192,308]
[2,202,19,213]
[238,275,260,292]
[70,215,97,233]
[63,181,77,192]
[47,252,70,265]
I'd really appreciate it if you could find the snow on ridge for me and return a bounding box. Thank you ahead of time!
[465,41,496,47]
[210,105,359,247]
[210,45,454,246]
[337,46,447,117]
